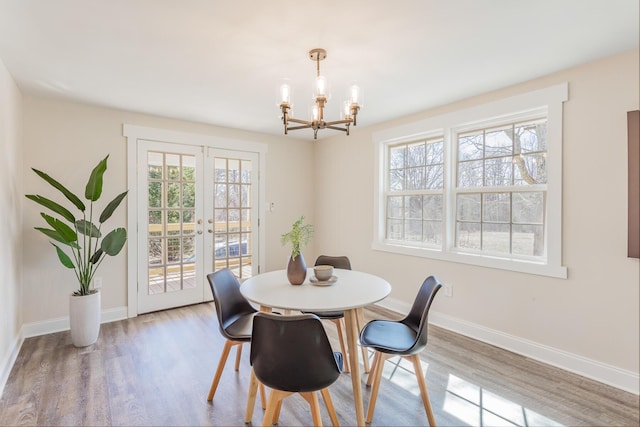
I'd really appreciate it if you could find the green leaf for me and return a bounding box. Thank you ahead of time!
[25,194,75,223]
[281,215,313,259]
[32,168,85,212]
[101,228,127,256]
[85,156,108,202]
[99,190,128,223]
[51,243,75,268]
[76,220,101,238]
[90,248,104,264]
[35,227,81,249]
[41,213,77,243]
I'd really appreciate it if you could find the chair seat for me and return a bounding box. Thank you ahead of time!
[301,310,344,320]
[223,312,255,341]
[359,320,418,355]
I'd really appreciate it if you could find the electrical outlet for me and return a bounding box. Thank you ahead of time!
[94,276,103,289]
[443,283,453,297]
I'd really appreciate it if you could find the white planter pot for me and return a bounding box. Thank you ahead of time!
[69,290,101,347]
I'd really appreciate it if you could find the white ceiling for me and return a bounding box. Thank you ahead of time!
[0,0,638,140]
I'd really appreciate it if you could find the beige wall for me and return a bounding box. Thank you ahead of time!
[21,97,315,323]
[0,58,22,387]
[315,50,639,378]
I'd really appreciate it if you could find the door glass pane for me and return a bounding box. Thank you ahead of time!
[146,151,198,295]
[213,155,255,279]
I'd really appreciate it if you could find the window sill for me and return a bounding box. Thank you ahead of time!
[371,241,568,279]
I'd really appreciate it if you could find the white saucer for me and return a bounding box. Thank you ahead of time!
[310,275,338,286]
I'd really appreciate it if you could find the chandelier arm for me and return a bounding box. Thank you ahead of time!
[325,126,349,133]
[286,117,313,125]
[324,119,353,126]
[286,124,314,131]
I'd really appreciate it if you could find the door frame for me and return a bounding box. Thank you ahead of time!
[124,124,267,318]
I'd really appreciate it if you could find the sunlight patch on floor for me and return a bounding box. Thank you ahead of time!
[444,374,563,426]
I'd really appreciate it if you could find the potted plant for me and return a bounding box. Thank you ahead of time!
[25,155,128,347]
[280,215,314,285]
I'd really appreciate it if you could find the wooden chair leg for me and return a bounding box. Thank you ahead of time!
[263,390,291,427]
[207,339,235,401]
[272,398,284,425]
[234,342,243,371]
[333,318,350,373]
[245,368,259,423]
[366,351,381,387]
[366,352,388,424]
[320,388,340,427]
[356,308,370,373]
[259,382,267,410]
[408,354,436,426]
[301,392,323,427]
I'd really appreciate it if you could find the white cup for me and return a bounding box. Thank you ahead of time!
[314,265,334,281]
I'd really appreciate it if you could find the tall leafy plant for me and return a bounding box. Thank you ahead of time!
[280,215,314,260]
[26,155,128,296]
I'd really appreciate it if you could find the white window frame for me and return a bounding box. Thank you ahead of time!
[373,84,568,278]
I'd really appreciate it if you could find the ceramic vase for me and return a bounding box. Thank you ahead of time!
[69,290,101,347]
[287,253,307,285]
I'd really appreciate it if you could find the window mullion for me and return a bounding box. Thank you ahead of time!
[444,129,455,253]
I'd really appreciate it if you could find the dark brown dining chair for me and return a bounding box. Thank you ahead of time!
[206,269,265,408]
[250,312,343,426]
[359,275,442,425]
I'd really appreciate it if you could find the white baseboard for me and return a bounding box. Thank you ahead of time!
[0,331,24,398]
[376,298,639,395]
[21,306,129,338]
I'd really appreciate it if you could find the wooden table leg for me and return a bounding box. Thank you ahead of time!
[344,309,365,426]
[356,307,370,373]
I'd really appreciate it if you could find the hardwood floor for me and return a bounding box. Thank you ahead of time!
[1,303,638,426]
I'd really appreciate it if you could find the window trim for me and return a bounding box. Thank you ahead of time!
[373,84,568,278]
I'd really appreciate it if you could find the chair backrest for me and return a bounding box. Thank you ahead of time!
[250,313,342,393]
[314,255,352,270]
[207,269,256,340]
[400,275,442,354]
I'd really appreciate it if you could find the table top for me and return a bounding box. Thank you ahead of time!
[240,269,391,312]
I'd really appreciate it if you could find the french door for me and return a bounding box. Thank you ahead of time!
[136,140,259,314]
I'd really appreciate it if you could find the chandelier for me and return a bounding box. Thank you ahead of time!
[278,48,361,140]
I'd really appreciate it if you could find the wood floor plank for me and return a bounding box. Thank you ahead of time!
[0,302,638,426]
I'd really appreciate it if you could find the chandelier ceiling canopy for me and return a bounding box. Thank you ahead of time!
[278,48,361,140]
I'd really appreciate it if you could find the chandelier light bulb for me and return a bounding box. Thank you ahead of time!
[280,83,291,104]
[315,76,327,98]
[342,100,352,120]
[348,84,360,105]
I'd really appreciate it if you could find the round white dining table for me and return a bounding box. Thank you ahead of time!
[240,268,391,426]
